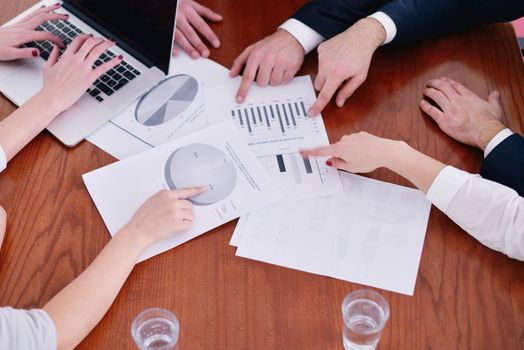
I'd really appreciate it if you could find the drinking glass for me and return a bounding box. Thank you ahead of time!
[131,307,180,350]
[341,289,390,350]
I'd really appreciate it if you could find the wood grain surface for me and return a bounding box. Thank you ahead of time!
[0,1,523,349]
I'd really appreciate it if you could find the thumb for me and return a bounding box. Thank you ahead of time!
[2,47,39,60]
[488,90,501,107]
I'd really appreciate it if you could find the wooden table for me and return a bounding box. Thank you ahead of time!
[1,1,523,349]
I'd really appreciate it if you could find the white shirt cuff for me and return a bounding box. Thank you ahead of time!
[279,19,325,55]
[484,128,513,158]
[426,166,476,212]
[367,11,397,44]
[0,145,6,173]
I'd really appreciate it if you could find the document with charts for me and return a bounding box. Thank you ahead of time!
[233,172,431,296]
[203,76,343,201]
[86,51,230,159]
[83,120,281,262]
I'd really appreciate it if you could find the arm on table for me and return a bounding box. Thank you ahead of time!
[43,188,204,350]
[302,132,524,261]
[378,0,524,43]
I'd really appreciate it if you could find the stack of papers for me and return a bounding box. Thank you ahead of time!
[231,172,431,296]
[83,51,432,295]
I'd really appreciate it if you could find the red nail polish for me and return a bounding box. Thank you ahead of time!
[32,50,38,57]
[110,38,116,42]
[117,55,123,60]
[326,161,333,167]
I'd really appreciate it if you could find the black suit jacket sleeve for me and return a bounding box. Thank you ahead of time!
[379,0,524,43]
[480,133,524,197]
[292,0,390,39]
[292,0,524,43]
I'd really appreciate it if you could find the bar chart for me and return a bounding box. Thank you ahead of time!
[227,98,326,158]
[259,152,330,190]
[204,76,344,200]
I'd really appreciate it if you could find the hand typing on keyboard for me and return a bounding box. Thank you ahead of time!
[38,34,122,113]
[0,3,66,61]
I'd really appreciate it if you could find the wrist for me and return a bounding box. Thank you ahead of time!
[32,90,65,118]
[380,139,407,171]
[118,223,151,253]
[477,120,506,151]
[356,17,387,49]
[277,28,305,54]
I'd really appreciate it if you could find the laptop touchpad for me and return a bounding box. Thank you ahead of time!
[1,60,44,105]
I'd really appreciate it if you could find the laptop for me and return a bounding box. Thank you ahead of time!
[0,0,178,147]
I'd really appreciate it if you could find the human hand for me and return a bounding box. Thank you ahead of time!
[37,35,121,114]
[0,4,66,61]
[301,132,396,173]
[173,0,223,58]
[123,187,207,248]
[420,77,506,151]
[230,29,305,103]
[308,18,385,117]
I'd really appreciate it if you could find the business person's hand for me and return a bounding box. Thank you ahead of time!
[173,0,223,59]
[301,132,395,173]
[39,35,121,114]
[0,4,66,61]
[230,29,305,103]
[123,187,207,248]
[420,77,506,151]
[308,18,385,117]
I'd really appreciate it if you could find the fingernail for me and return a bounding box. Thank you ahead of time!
[110,38,116,42]
[117,55,123,60]
[32,50,39,57]
[89,34,93,37]
[212,40,220,48]
[203,49,210,57]
[236,95,244,103]
[307,109,316,117]
[326,161,333,167]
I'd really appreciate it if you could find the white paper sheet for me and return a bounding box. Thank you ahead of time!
[86,51,230,159]
[83,120,281,262]
[203,76,343,201]
[234,172,431,295]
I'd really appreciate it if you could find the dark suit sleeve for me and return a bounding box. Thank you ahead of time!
[480,133,524,197]
[292,0,524,43]
[292,0,390,39]
[378,0,524,43]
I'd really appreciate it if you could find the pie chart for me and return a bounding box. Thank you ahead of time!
[164,143,237,206]
[135,74,198,126]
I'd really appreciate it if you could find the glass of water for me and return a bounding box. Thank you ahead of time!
[131,307,180,350]
[341,289,390,350]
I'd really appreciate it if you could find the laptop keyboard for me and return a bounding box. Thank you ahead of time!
[23,19,142,103]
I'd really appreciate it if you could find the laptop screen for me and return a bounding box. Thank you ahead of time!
[63,0,178,74]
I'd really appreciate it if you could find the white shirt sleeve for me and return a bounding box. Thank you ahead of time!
[367,11,397,44]
[0,145,6,173]
[0,307,57,350]
[484,128,513,158]
[279,18,325,54]
[426,166,524,261]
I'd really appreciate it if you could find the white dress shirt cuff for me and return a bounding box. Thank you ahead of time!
[0,145,6,173]
[367,11,397,44]
[426,166,476,212]
[484,128,513,158]
[279,19,325,55]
